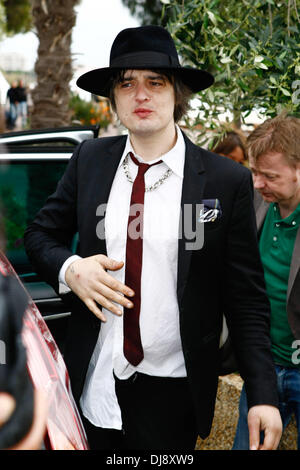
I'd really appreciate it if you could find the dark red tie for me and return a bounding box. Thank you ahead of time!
[124,152,162,366]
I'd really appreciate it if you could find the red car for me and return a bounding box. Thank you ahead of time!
[0,251,89,450]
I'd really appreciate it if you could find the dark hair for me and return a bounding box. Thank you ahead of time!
[108,69,192,123]
[212,131,246,159]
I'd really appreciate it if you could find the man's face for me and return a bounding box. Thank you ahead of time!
[113,69,175,138]
[220,146,244,163]
[249,152,300,204]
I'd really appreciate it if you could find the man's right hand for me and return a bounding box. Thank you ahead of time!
[65,254,134,322]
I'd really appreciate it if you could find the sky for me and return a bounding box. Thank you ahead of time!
[0,0,140,71]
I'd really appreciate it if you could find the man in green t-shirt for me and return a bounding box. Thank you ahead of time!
[233,114,300,450]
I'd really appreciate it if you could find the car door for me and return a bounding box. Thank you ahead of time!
[0,126,99,353]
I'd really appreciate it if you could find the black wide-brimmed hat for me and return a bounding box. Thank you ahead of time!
[76,25,214,97]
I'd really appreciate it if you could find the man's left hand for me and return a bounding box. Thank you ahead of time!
[248,405,282,450]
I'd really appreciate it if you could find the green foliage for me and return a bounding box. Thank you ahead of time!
[163,0,300,145]
[0,3,6,37]
[69,94,113,129]
[121,0,166,25]
[2,0,32,34]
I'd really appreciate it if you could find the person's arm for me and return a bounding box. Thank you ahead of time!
[58,255,81,293]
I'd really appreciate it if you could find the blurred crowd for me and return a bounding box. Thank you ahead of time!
[1,80,28,132]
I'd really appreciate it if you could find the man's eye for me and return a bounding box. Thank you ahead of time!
[120,82,133,88]
[150,81,163,86]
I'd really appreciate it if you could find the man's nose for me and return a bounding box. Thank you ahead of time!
[253,174,265,189]
[135,83,149,102]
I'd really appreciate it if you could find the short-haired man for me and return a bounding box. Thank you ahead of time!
[233,114,300,449]
[24,25,281,450]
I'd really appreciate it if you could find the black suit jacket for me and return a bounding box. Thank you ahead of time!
[24,132,278,439]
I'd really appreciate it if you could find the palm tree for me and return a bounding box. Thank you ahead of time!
[30,0,80,129]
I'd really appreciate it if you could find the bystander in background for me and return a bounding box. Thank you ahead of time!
[233,114,300,450]
[212,130,247,165]
[5,81,19,130]
[16,80,28,129]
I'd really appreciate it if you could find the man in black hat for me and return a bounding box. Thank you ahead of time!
[25,25,282,450]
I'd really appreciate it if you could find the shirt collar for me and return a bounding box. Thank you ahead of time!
[272,202,300,226]
[120,124,185,178]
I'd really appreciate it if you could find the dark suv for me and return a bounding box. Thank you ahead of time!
[0,126,99,351]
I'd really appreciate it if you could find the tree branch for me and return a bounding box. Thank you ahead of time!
[288,0,292,37]
[268,3,273,37]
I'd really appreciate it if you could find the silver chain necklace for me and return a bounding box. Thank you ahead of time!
[122,153,173,192]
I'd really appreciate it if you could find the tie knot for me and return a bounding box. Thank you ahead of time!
[129,152,162,175]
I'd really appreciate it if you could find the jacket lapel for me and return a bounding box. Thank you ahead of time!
[288,227,300,299]
[95,136,127,256]
[100,136,127,198]
[254,191,269,231]
[177,134,206,305]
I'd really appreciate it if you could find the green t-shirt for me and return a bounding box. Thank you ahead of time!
[259,202,300,368]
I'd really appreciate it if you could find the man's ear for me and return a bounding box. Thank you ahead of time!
[295,162,300,182]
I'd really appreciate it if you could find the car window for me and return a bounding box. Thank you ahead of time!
[0,161,68,277]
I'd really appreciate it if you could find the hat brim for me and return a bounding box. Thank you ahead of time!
[76,66,214,98]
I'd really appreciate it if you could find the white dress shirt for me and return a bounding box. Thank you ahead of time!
[60,126,186,429]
